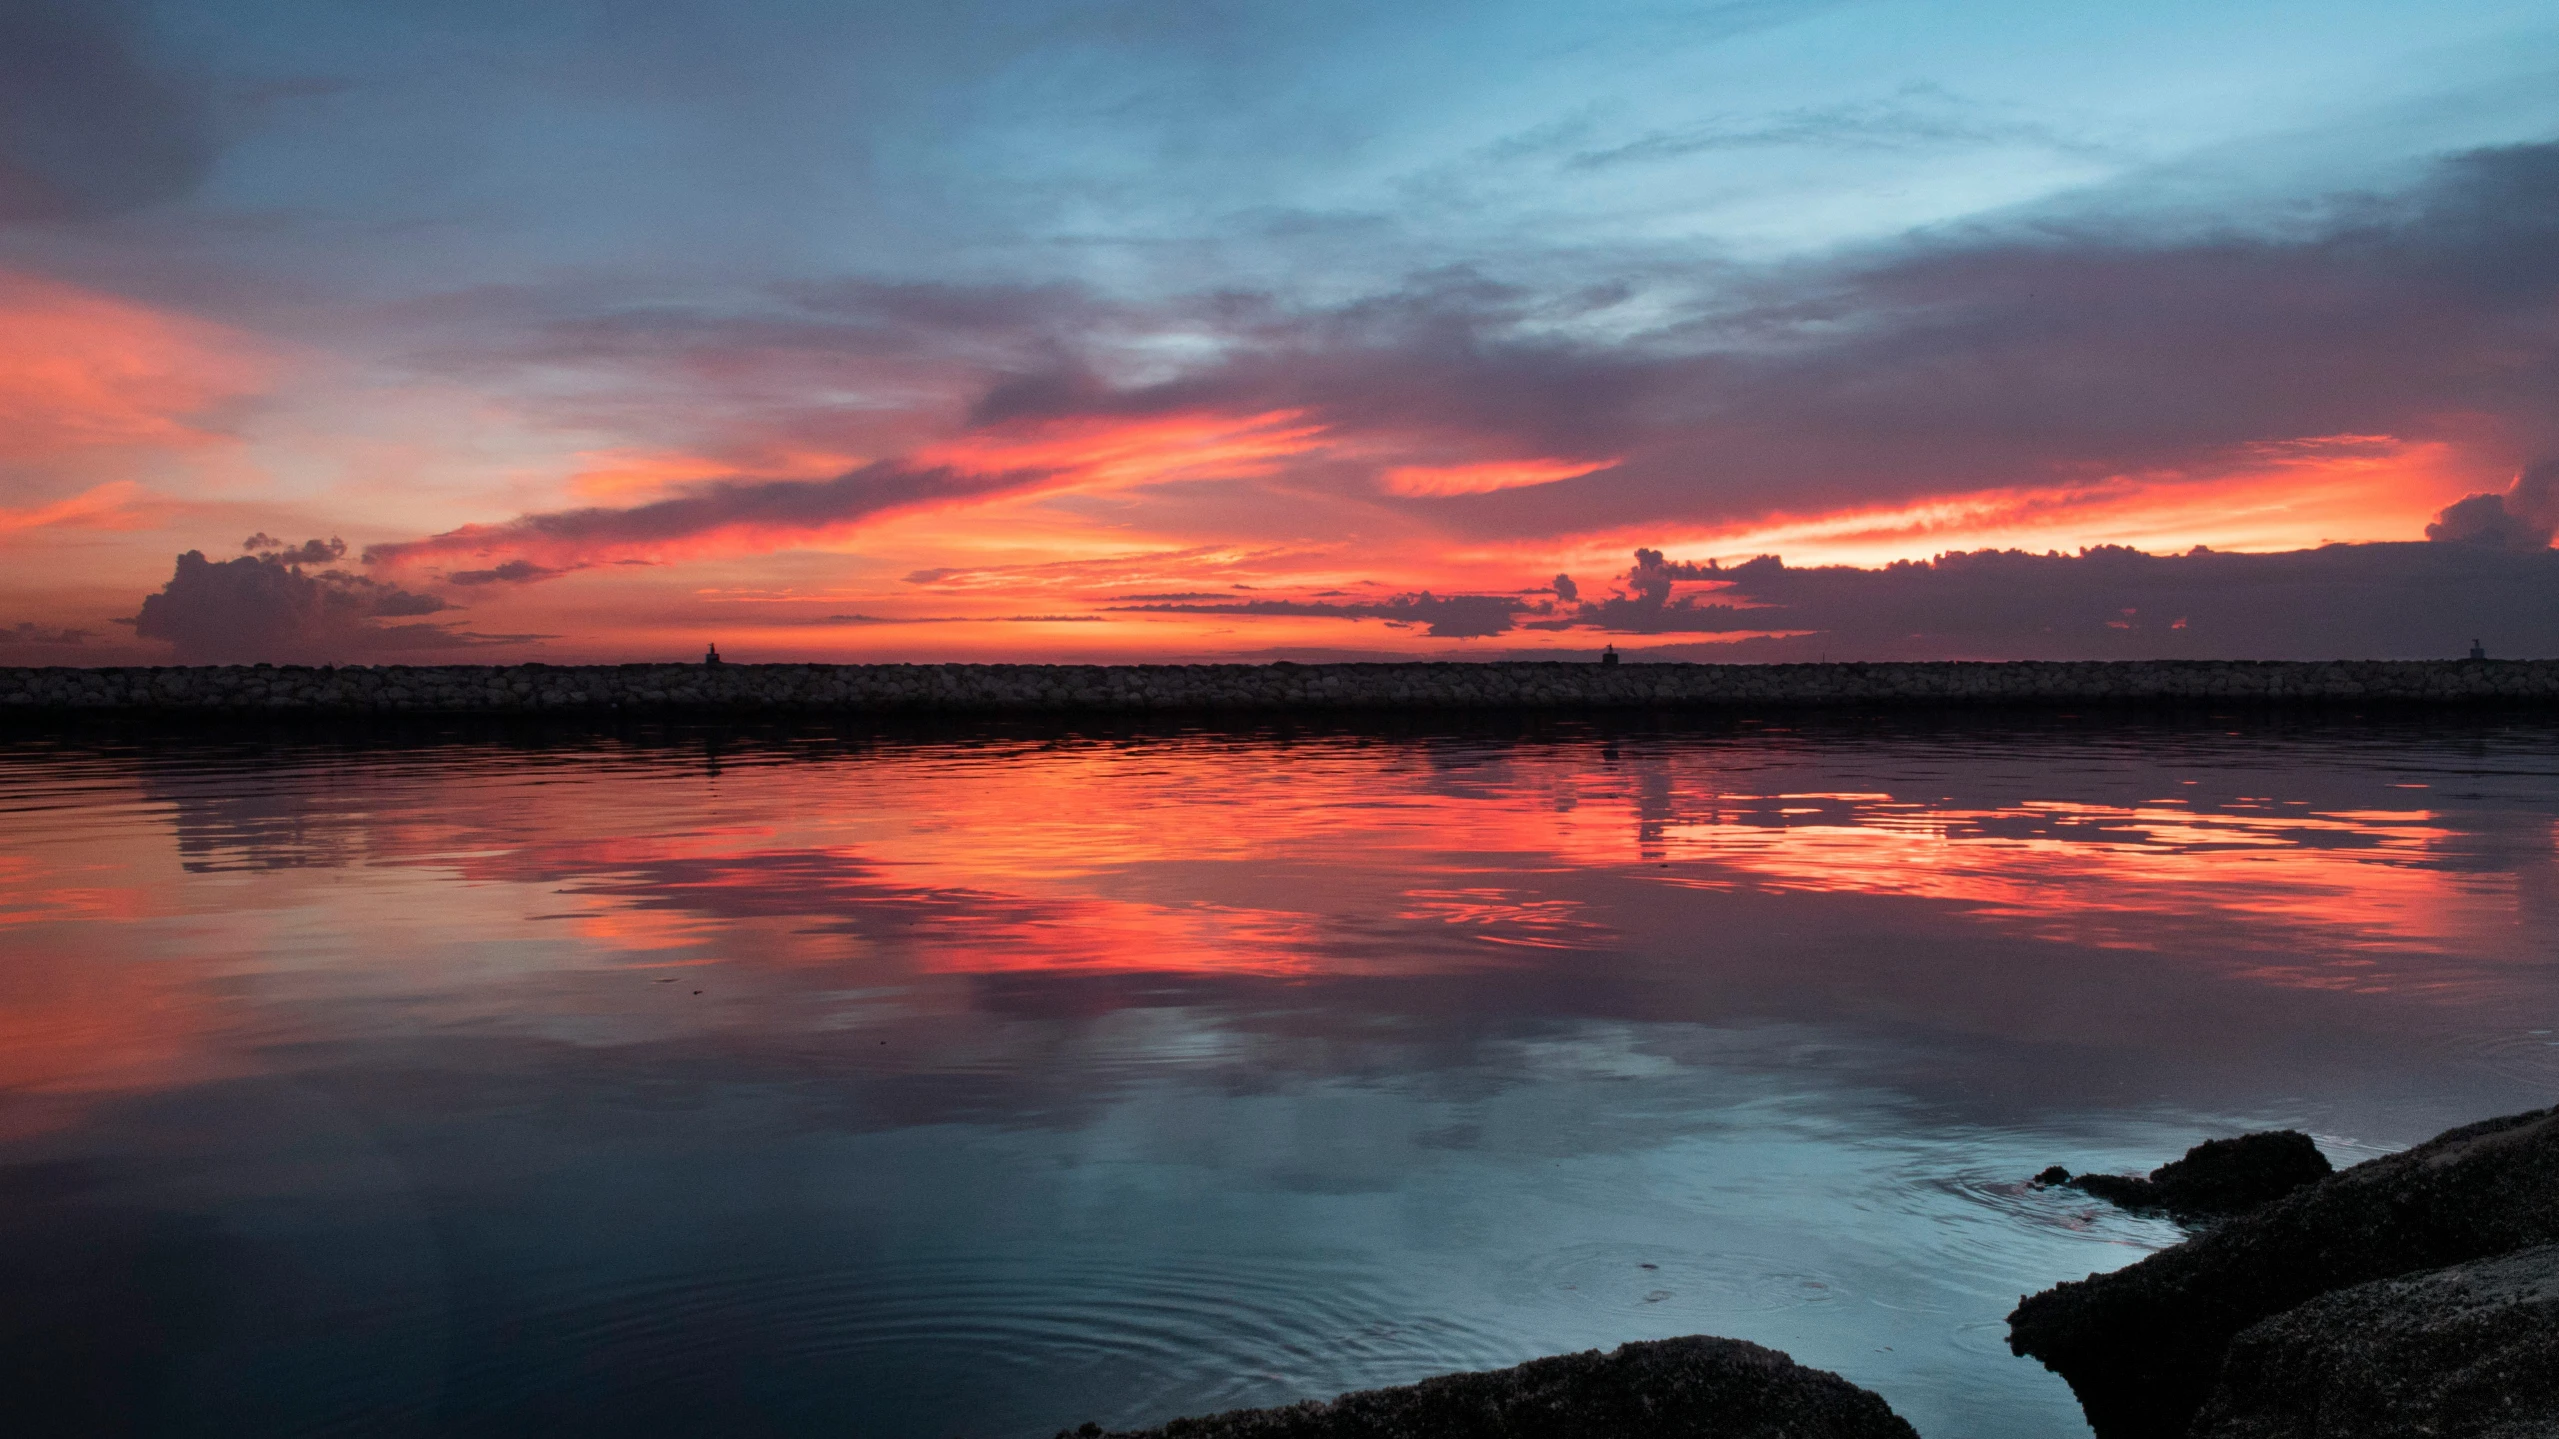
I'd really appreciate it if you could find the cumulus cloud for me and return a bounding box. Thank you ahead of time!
[3,621,90,646]
[2427,461,2558,550]
[126,540,519,663]
[241,533,347,564]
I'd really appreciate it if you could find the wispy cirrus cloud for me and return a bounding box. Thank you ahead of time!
[0,272,267,468]
[1562,86,2121,172]
[363,410,1322,577]
[0,481,169,537]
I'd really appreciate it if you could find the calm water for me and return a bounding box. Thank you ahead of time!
[5,712,2557,1439]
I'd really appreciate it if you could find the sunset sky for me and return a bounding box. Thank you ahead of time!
[4,0,2557,664]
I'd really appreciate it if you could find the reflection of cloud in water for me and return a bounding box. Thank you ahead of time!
[4,717,2554,1132]
[6,714,2559,1439]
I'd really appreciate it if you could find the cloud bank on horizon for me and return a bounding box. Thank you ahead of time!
[1,0,2556,663]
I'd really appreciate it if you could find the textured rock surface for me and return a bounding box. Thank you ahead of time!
[1058,1336,1918,1439]
[2051,1130,2334,1223]
[2008,1106,2559,1439]
[3,658,2557,716]
[2193,1244,2559,1439]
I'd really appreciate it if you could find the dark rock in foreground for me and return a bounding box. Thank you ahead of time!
[2042,1130,2333,1223]
[2009,1105,2559,1438]
[2192,1244,2559,1439]
[1062,1336,1917,1439]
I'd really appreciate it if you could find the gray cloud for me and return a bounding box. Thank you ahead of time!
[968,141,2559,541]
[447,559,573,586]
[1100,541,2559,659]
[0,0,215,223]
[363,461,1026,573]
[345,141,2559,627]
[1552,543,2559,660]
[1111,591,1538,639]
[2427,461,2559,551]
[1563,88,2114,172]
[2,621,90,646]
[127,544,507,663]
[242,533,347,564]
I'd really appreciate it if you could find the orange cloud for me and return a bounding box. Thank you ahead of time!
[1380,456,1616,497]
[368,408,1329,577]
[0,480,166,536]
[0,270,267,463]
[566,445,874,501]
[913,408,1323,488]
[1517,434,2482,574]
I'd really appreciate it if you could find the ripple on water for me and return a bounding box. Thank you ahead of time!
[2450,1027,2559,1091]
[1917,1166,2185,1282]
[444,1248,1523,1422]
[1510,1240,1846,1318]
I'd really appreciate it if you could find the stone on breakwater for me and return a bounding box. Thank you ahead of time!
[1057,1335,1918,1439]
[2037,1130,2333,1224]
[2,658,2557,716]
[2008,1105,2559,1439]
[2191,1244,2559,1439]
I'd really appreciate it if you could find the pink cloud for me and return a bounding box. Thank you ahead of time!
[0,270,267,464]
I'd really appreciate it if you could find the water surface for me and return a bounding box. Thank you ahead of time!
[5,712,2556,1438]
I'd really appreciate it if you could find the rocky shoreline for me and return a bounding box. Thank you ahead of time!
[4,657,2556,716]
[1068,1106,2559,1439]
[2012,1105,2559,1438]
[1056,1336,1920,1439]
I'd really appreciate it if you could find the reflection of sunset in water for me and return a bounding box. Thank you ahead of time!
[3,716,2557,1439]
[1651,797,2487,967]
[5,720,2554,1115]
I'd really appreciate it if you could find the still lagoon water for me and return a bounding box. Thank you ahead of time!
[4,712,2556,1438]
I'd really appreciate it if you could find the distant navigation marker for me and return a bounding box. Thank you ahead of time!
[1601,643,1619,667]
[2470,639,2488,660]
[705,643,723,666]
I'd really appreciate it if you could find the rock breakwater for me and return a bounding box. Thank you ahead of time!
[4,658,2556,716]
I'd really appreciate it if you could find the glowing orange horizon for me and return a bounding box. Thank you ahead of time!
[1520,435,2483,574]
